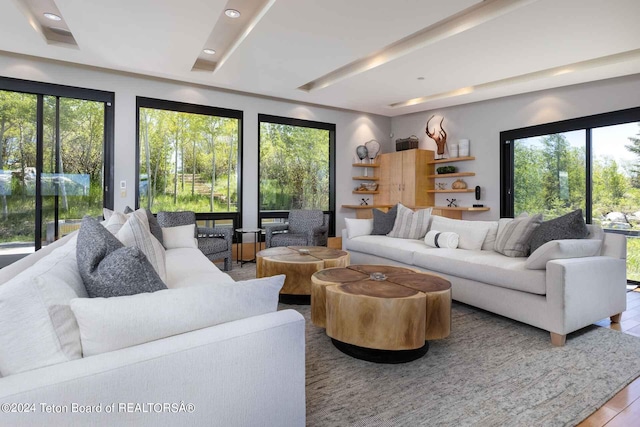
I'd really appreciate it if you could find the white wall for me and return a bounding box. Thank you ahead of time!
[0,54,392,236]
[391,74,640,220]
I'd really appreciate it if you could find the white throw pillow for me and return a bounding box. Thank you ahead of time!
[430,216,489,251]
[495,213,543,257]
[71,275,286,356]
[387,204,432,239]
[162,224,198,249]
[0,274,81,376]
[104,211,128,234]
[116,209,167,282]
[345,218,373,239]
[424,230,459,249]
[525,239,602,269]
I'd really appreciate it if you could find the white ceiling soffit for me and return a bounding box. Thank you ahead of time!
[298,0,538,92]
[12,0,77,47]
[390,48,640,109]
[192,0,275,73]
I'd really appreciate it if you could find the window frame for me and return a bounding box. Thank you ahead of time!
[500,106,640,220]
[0,76,115,249]
[257,114,336,236]
[135,97,243,228]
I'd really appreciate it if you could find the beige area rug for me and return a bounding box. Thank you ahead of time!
[228,264,640,426]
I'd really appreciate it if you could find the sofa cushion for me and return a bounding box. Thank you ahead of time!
[412,248,547,295]
[0,270,82,376]
[162,224,198,249]
[165,247,236,288]
[388,204,432,239]
[344,235,426,265]
[288,210,323,234]
[525,239,602,269]
[77,216,167,298]
[529,209,589,253]
[371,204,397,235]
[345,218,373,239]
[494,213,543,257]
[430,216,489,251]
[70,275,285,356]
[116,209,167,282]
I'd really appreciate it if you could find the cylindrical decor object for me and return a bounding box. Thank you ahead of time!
[459,139,470,157]
[448,144,458,158]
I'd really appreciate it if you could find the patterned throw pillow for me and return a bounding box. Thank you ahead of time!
[371,204,398,235]
[529,209,588,253]
[77,216,167,298]
[116,209,167,282]
[387,204,432,239]
[494,213,543,257]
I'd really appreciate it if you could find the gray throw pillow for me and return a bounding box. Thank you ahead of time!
[371,205,398,235]
[529,209,588,253]
[77,216,167,298]
[124,206,134,214]
[494,213,543,257]
[144,209,164,247]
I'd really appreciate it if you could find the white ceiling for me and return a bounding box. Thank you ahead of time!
[1,0,639,117]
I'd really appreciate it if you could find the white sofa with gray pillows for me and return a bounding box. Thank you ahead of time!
[0,208,305,427]
[342,204,627,346]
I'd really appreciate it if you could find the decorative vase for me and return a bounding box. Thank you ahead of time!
[452,179,468,189]
[459,139,470,157]
[449,144,459,158]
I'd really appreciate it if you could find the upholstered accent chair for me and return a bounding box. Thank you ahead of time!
[265,210,329,248]
[157,211,233,271]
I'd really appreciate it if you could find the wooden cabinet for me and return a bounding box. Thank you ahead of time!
[376,149,434,207]
[342,149,490,219]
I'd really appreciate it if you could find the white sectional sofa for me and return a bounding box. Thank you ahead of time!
[342,216,627,346]
[0,227,306,426]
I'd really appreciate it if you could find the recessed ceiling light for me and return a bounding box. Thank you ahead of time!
[225,9,241,18]
[417,77,425,80]
[43,12,62,21]
[203,49,216,55]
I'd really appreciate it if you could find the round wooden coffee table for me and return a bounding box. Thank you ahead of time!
[311,265,451,363]
[256,246,349,304]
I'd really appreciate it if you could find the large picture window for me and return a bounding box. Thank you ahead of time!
[0,77,113,263]
[136,98,242,228]
[258,114,335,235]
[501,106,640,282]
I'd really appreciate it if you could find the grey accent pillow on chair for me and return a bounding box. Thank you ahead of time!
[371,204,398,235]
[529,209,588,253]
[77,216,167,298]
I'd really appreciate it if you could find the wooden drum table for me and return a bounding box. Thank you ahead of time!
[311,265,451,363]
[256,246,349,304]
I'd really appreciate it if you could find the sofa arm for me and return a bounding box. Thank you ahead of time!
[546,256,627,335]
[0,310,305,427]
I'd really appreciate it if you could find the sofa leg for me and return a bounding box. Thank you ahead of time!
[610,313,622,323]
[224,257,233,272]
[550,333,566,347]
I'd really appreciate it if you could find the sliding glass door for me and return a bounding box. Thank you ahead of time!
[501,107,640,282]
[0,78,113,263]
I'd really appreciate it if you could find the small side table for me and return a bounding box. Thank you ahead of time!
[235,228,263,267]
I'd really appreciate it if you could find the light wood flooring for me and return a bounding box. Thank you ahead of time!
[579,288,640,426]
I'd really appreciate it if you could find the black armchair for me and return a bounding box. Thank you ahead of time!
[157,211,233,271]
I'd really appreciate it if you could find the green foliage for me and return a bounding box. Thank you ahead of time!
[139,108,239,213]
[0,90,105,244]
[259,122,329,210]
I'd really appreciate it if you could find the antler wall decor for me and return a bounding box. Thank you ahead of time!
[425,115,447,155]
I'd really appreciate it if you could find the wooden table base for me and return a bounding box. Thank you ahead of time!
[331,339,429,364]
